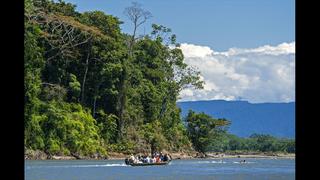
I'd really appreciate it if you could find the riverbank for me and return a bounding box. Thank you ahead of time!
[206,153,295,159]
[25,149,295,160]
[168,152,295,159]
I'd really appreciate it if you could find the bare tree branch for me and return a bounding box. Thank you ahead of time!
[124,2,152,47]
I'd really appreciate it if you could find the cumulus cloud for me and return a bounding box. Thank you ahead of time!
[178,42,295,103]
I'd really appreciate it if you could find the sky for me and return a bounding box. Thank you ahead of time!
[63,0,295,103]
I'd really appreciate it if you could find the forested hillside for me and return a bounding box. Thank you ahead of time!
[24,0,204,158]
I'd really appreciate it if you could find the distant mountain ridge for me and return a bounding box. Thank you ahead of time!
[177,100,295,138]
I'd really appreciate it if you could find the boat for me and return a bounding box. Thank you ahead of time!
[125,159,171,166]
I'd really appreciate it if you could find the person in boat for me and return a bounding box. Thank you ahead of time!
[134,155,141,163]
[163,154,168,162]
[139,155,144,163]
[146,156,151,163]
[141,155,145,163]
[129,154,135,163]
[153,152,157,158]
[142,155,147,163]
[144,155,149,163]
[125,154,135,164]
[160,152,164,161]
[156,155,160,163]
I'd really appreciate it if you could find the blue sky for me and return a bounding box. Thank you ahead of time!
[63,0,295,103]
[64,0,294,51]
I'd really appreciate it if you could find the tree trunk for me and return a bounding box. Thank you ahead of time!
[93,96,97,118]
[81,52,90,104]
[116,63,127,141]
[151,143,156,157]
[158,97,168,119]
[128,20,137,57]
[92,81,102,118]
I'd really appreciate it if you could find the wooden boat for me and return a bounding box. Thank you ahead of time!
[125,159,171,166]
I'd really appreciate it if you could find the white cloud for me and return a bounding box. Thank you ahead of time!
[179,43,213,58]
[178,42,295,103]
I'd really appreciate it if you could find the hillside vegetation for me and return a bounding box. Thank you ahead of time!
[25,0,205,158]
[25,0,294,159]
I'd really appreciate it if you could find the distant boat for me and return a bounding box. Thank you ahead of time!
[125,159,171,166]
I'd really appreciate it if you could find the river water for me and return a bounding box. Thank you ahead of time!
[25,158,295,180]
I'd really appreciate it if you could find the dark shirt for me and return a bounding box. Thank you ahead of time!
[163,155,168,161]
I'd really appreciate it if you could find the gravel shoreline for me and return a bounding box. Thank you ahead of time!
[25,150,295,160]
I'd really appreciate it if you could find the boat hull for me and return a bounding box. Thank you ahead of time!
[127,161,171,166]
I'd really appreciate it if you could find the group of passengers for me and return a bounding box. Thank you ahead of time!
[127,152,171,164]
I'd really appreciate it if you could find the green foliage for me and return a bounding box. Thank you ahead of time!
[25,114,46,150]
[24,23,44,106]
[24,15,46,150]
[46,0,79,17]
[38,101,106,156]
[96,110,118,144]
[141,120,168,155]
[207,133,295,153]
[47,138,61,154]
[41,84,67,101]
[245,133,295,153]
[107,141,135,154]
[25,0,35,15]
[80,11,122,38]
[24,0,203,157]
[139,80,161,123]
[186,110,230,153]
[68,74,81,102]
[150,24,178,46]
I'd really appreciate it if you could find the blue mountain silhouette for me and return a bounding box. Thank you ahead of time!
[177,100,295,138]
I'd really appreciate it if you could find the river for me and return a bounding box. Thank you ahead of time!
[25,158,295,180]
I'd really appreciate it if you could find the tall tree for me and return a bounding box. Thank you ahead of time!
[114,2,152,141]
[124,2,152,54]
[186,110,230,154]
